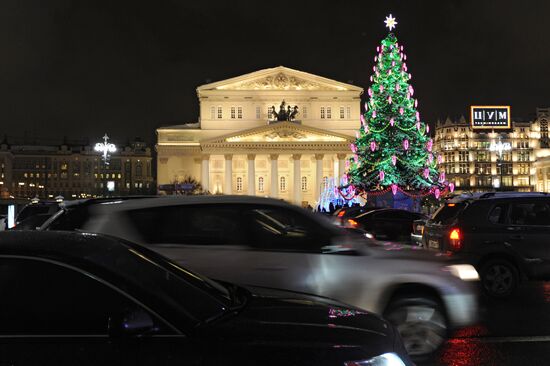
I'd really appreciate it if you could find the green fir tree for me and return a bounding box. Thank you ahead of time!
[346,27,445,195]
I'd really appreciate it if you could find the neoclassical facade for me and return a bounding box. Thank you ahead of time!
[156,66,362,206]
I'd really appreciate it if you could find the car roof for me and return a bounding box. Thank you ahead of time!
[446,191,549,204]
[67,195,296,212]
[0,230,135,260]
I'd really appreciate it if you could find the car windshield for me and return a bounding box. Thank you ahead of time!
[91,236,233,327]
[430,202,467,224]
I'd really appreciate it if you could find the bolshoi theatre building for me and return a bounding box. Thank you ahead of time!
[156,66,361,206]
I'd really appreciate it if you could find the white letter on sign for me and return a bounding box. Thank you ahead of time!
[498,111,507,119]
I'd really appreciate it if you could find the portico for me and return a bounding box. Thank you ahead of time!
[156,66,363,206]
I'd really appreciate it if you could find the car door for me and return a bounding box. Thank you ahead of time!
[0,257,138,366]
[124,204,251,283]
[230,205,370,307]
[505,199,550,279]
[0,256,199,366]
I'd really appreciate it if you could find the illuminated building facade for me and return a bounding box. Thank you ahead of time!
[434,108,550,192]
[156,66,360,206]
[0,138,155,199]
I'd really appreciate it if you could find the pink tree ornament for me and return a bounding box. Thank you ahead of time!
[399,107,404,115]
[416,111,420,121]
[370,141,376,152]
[363,125,369,134]
[423,168,430,179]
[449,182,455,193]
[426,139,433,152]
[379,170,385,181]
[426,125,430,133]
[403,139,409,151]
[372,110,377,118]
[414,99,418,108]
[391,184,398,196]
[395,84,400,91]
[434,188,441,199]
[360,114,365,125]
[390,117,395,126]
[391,155,397,165]
[416,121,421,131]
[379,85,384,92]
[437,155,443,164]
[388,96,392,104]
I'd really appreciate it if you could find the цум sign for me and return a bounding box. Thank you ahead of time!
[470,106,511,130]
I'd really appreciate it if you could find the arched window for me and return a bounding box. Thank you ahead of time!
[236,177,243,192]
[279,176,286,192]
[258,177,264,192]
[301,176,308,191]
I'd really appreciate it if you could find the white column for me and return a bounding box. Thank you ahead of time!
[270,154,279,198]
[293,154,302,205]
[314,154,324,204]
[337,153,346,182]
[201,155,210,192]
[247,154,256,196]
[224,154,232,194]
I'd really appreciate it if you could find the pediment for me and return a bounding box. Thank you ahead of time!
[203,122,353,144]
[197,66,362,92]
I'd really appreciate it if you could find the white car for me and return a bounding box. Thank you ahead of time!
[41,195,479,359]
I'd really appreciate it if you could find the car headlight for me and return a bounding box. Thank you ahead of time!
[344,352,406,366]
[444,264,479,281]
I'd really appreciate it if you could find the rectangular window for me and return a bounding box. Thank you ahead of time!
[346,106,351,119]
[518,163,530,175]
[459,151,468,162]
[459,163,469,174]
[320,107,325,119]
[210,106,215,120]
[237,106,242,119]
[217,106,222,119]
[340,107,345,119]
[230,107,236,119]
[327,107,332,119]
[256,106,261,119]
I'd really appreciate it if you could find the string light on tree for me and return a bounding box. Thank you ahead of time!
[94,134,117,165]
[344,15,448,198]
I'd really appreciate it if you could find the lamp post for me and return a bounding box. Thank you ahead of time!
[94,134,117,196]
[490,138,511,191]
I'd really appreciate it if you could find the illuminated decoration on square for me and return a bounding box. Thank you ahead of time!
[384,14,398,31]
[94,134,117,165]
[470,106,511,130]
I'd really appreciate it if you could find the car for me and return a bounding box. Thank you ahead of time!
[14,200,61,228]
[41,195,479,359]
[349,208,427,242]
[422,191,550,297]
[0,230,413,366]
[411,218,427,246]
[332,205,383,227]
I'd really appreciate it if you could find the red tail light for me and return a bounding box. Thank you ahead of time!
[337,210,346,218]
[449,228,462,251]
[346,219,358,228]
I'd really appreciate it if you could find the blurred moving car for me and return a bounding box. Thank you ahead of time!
[349,208,427,242]
[423,191,550,298]
[41,195,479,359]
[0,230,413,366]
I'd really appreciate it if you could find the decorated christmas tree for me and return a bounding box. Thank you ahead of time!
[346,15,450,198]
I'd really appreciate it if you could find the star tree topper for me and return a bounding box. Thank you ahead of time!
[384,14,397,31]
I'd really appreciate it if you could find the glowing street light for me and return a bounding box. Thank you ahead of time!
[94,134,117,165]
[490,138,511,190]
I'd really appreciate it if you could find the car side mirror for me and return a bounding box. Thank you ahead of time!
[109,307,156,337]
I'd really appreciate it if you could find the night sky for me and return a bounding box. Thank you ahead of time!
[2,0,549,145]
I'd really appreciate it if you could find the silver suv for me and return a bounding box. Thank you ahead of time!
[42,195,479,359]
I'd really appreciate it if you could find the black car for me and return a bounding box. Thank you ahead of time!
[351,208,427,241]
[0,231,412,366]
[423,192,550,297]
[14,200,61,228]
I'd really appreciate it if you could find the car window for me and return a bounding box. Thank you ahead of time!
[509,202,550,226]
[0,258,167,335]
[488,204,508,225]
[16,205,54,222]
[431,203,467,224]
[46,206,90,231]
[244,206,327,252]
[372,210,396,219]
[127,205,247,245]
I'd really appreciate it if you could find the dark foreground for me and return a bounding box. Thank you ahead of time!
[422,281,550,366]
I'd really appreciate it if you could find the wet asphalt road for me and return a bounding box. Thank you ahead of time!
[421,281,550,366]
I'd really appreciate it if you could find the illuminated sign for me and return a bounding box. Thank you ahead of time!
[470,106,511,130]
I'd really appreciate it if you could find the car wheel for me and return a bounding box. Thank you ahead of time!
[384,296,448,360]
[480,259,518,298]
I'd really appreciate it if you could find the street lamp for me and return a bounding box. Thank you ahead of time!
[94,134,116,165]
[490,138,511,191]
